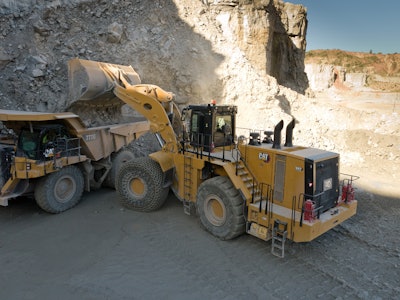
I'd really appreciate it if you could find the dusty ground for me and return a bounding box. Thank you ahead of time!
[0,187,399,299]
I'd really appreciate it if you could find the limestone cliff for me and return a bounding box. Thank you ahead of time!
[0,0,308,125]
[207,0,308,90]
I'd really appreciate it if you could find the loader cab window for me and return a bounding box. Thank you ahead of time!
[190,112,206,147]
[191,113,200,134]
[188,105,236,151]
[214,114,233,147]
[216,116,227,132]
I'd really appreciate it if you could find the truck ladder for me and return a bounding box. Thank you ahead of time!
[271,219,288,258]
[183,155,193,215]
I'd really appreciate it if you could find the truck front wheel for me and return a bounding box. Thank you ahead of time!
[197,176,245,240]
[35,165,84,213]
[116,157,168,212]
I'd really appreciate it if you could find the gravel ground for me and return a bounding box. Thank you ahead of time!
[0,188,398,300]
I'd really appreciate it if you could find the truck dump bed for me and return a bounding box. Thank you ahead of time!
[0,109,149,161]
[0,110,80,121]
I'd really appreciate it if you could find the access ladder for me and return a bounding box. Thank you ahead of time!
[183,155,193,215]
[271,219,288,258]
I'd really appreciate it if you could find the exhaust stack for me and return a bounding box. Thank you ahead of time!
[272,120,284,149]
[284,118,295,147]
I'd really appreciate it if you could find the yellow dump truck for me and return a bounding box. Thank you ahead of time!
[0,59,148,213]
[0,110,148,213]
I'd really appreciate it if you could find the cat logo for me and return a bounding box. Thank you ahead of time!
[258,152,270,163]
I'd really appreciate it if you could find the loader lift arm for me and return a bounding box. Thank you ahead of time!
[68,58,181,156]
[113,83,179,153]
[100,63,181,171]
[68,58,182,172]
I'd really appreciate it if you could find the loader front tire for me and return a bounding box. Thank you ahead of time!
[35,165,84,213]
[116,157,168,212]
[197,176,245,240]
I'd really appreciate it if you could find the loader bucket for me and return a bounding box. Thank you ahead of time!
[68,58,141,106]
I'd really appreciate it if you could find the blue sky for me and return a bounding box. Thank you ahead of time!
[288,0,400,54]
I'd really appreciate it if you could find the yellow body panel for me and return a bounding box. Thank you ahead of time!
[238,143,308,208]
[292,200,357,242]
[12,155,87,179]
[173,152,205,202]
[150,150,175,172]
[247,199,357,242]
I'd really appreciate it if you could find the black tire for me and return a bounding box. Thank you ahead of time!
[116,157,168,212]
[34,165,84,213]
[197,176,245,240]
[104,149,136,189]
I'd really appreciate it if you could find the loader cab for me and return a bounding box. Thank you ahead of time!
[17,124,68,160]
[184,104,237,151]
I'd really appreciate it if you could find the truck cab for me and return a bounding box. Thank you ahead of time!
[17,124,71,160]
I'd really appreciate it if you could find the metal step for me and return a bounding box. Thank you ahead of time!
[183,200,193,216]
[183,155,192,207]
[271,220,288,258]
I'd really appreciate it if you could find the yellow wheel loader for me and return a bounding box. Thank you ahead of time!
[0,59,150,213]
[70,58,358,257]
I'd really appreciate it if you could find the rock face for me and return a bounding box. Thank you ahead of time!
[305,63,370,91]
[305,64,348,91]
[0,0,307,123]
[305,62,400,92]
[304,50,400,92]
[212,0,308,90]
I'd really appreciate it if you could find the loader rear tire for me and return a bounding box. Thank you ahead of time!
[35,165,84,213]
[197,176,245,240]
[104,149,136,189]
[116,157,168,212]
